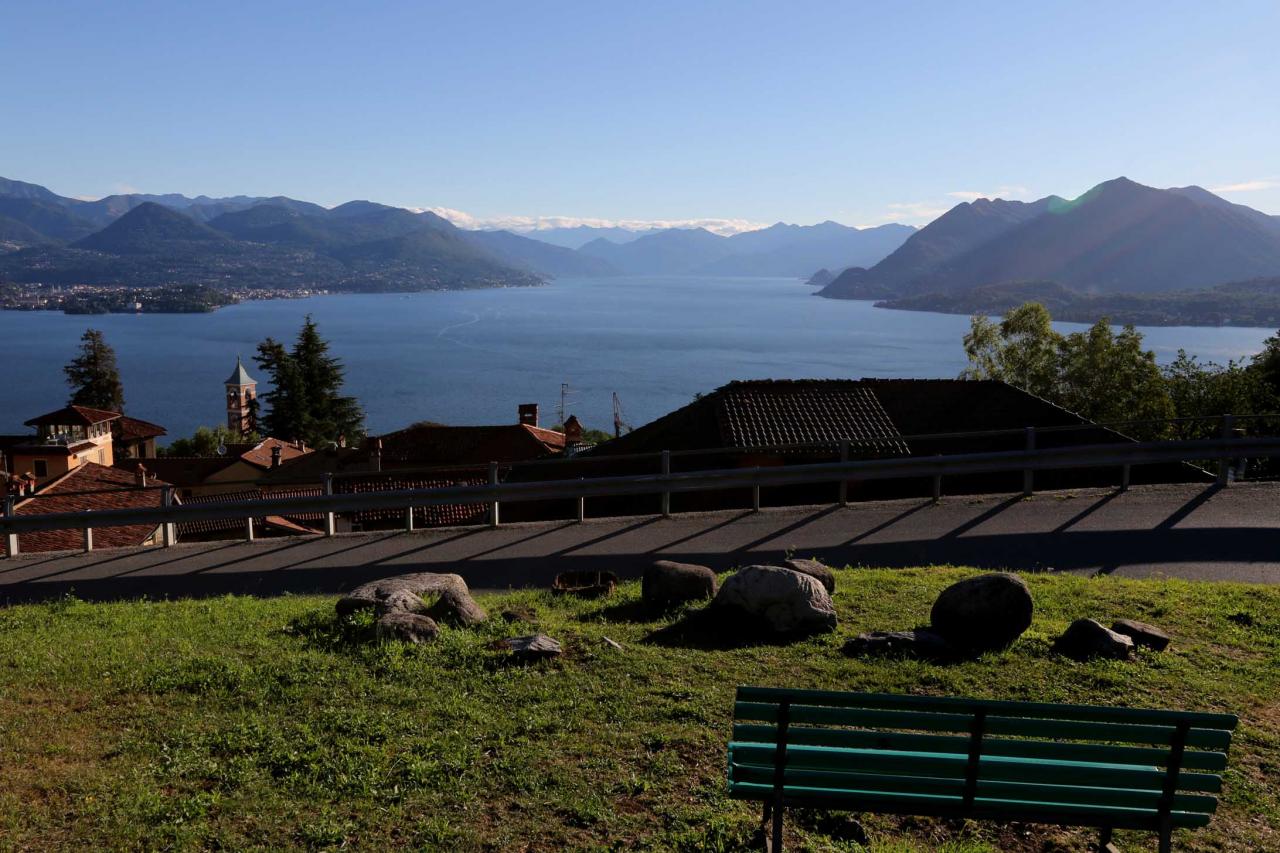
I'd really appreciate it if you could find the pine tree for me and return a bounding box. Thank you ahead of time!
[64,329,125,411]
[253,317,364,446]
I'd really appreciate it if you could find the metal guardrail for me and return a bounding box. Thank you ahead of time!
[4,434,1279,557]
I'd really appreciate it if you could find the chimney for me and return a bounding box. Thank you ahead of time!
[337,434,347,449]
[293,438,306,452]
[370,437,383,472]
[270,445,282,469]
[518,403,539,427]
[564,415,583,445]
[134,463,148,488]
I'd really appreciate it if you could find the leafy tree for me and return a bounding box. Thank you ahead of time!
[961,304,1173,437]
[1165,350,1276,439]
[64,328,125,411]
[253,317,364,447]
[162,425,260,457]
[961,303,1061,399]
[1056,319,1173,436]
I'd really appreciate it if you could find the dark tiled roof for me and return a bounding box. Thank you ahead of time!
[378,423,566,467]
[112,456,238,488]
[24,405,121,427]
[857,379,1092,437]
[4,463,168,555]
[588,380,909,456]
[113,415,167,442]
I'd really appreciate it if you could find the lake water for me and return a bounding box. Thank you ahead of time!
[1,276,1274,441]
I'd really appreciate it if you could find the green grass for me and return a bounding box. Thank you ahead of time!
[1,567,1278,851]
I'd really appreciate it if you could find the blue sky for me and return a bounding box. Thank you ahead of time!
[3,1,1278,231]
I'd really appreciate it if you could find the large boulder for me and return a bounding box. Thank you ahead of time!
[337,572,487,626]
[643,560,718,607]
[1054,618,1136,661]
[783,558,836,593]
[711,565,837,636]
[930,573,1033,653]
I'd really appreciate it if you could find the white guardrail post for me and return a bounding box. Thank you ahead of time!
[1022,426,1035,497]
[1218,414,1234,486]
[660,450,671,518]
[161,486,175,547]
[323,474,336,536]
[4,495,17,557]
[838,440,849,507]
[488,462,500,528]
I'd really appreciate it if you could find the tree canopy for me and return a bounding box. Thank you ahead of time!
[253,317,364,447]
[162,425,260,457]
[64,328,125,411]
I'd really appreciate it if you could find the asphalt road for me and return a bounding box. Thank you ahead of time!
[2,482,1279,603]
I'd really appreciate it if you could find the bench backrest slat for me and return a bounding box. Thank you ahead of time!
[731,723,1230,772]
[734,702,1235,749]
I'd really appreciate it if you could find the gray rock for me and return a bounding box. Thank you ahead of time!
[783,558,836,593]
[337,572,486,626]
[712,565,837,636]
[930,573,1033,653]
[1054,618,1135,661]
[375,611,439,644]
[842,628,955,661]
[500,634,562,662]
[1111,619,1171,651]
[643,560,718,607]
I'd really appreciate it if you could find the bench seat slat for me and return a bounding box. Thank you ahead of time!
[728,764,1218,814]
[735,687,1239,731]
[728,782,1214,830]
[734,702,1234,749]
[731,724,1230,771]
[728,744,1223,793]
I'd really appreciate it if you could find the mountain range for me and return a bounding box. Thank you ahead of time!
[0,177,915,290]
[818,178,1280,307]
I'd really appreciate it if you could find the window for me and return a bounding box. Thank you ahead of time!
[34,459,48,477]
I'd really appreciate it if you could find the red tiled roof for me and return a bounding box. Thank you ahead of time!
[113,415,167,441]
[338,472,487,528]
[234,437,312,470]
[378,422,566,467]
[24,405,122,427]
[3,463,168,556]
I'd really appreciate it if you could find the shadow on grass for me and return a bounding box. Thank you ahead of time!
[642,606,830,651]
[282,608,377,654]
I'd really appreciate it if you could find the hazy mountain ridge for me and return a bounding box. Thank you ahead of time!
[819,178,1280,305]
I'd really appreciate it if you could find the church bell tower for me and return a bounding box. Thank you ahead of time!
[225,356,258,437]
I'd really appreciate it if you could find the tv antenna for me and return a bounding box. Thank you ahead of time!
[612,392,633,438]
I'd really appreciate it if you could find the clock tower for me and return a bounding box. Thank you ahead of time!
[225,356,258,437]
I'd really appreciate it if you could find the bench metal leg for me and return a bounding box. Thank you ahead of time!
[758,801,783,852]
[1097,826,1118,852]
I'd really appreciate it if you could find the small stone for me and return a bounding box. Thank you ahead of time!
[842,628,955,661]
[643,560,718,607]
[930,572,1033,654]
[1111,619,1171,651]
[1053,618,1135,661]
[500,634,562,662]
[783,558,836,593]
[375,611,439,644]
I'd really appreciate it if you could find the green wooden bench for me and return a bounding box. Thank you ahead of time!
[728,686,1237,852]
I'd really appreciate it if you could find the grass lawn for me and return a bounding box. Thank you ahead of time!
[1,567,1278,852]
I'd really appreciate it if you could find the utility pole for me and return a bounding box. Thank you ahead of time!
[558,382,570,427]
